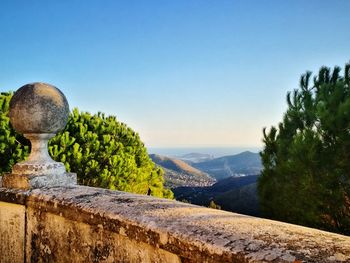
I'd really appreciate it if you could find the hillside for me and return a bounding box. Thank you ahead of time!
[150,154,215,188]
[193,151,262,180]
[172,175,259,216]
[215,183,259,216]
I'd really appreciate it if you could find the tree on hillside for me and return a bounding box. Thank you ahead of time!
[0,92,173,199]
[258,62,350,235]
[208,200,221,210]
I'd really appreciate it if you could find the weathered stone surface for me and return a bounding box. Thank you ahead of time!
[2,82,77,189]
[1,186,348,262]
[26,207,181,263]
[9,82,69,134]
[0,187,29,204]
[0,201,25,263]
[2,172,77,190]
[11,159,66,176]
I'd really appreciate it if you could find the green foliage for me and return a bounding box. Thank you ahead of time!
[0,93,173,199]
[208,200,221,210]
[259,62,350,235]
[0,92,29,174]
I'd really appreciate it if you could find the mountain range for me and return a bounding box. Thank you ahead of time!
[149,154,215,188]
[192,151,262,180]
[150,151,262,216]
[176,152,214,163]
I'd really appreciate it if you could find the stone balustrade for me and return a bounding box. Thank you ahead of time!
[1,185,350,262]
[0,83,349,262]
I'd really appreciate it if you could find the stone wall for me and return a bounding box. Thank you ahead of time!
[0,185,350,263]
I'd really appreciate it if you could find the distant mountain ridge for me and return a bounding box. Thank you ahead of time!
[149,154,215,188]
[193,151,262,180]
[177,152,214,163]
[149,151,262,216]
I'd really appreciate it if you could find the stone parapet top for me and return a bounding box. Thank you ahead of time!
[0,185,349,262]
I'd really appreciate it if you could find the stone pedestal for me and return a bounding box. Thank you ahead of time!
[1,82,77,189]
[1,173,76,190]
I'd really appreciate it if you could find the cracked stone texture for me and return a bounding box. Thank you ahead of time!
[1,186,350,262]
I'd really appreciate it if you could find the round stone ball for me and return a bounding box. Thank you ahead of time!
[9,82,70,134]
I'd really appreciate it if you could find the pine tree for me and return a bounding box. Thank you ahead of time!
[0,93,173,199]
[0,92,29,174]
[258,62,350,235]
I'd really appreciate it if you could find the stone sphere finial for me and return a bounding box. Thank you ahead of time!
[1,82,76,189]
[9,82,69,134]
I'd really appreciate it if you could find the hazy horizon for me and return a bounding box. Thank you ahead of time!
[1,1,349,147]
[148,146,262,158]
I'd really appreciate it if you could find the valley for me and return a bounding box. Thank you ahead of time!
[150,150,263,216]
[149,154,215,188]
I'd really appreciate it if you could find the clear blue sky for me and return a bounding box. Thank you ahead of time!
[0,1,349,147]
